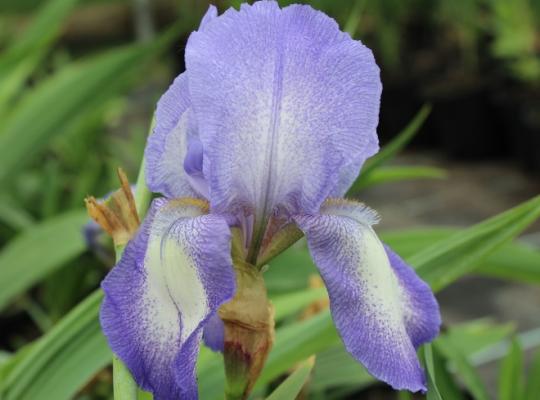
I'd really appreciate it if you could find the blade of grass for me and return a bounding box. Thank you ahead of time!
[265,358,314,400]
[423,344,444,400]
[352,165,446,191]
[431,345,466,400]
[498,338,524,400]
[0,0,81,109]
[0,209,88,310]
[0,291,108,400]
[347,104,431,196]
[435,337,490,400]
[411,195,540,291]
[384,227,540,286]
[524,349,540,400]
[0,24,182,187]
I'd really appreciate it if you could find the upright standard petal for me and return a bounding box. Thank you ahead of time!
[100,198,235,399]
[293,200,440,392]
[144,5,218,199]
[186,1,381,218]
[145,74,198,199]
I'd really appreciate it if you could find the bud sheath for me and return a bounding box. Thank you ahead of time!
[219,260,274,400]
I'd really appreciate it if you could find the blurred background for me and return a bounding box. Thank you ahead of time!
[0,0,539,398]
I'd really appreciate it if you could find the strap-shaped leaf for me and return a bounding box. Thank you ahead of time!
[412,195,540,291]
[265,358,314,400]
[0,210,88,310]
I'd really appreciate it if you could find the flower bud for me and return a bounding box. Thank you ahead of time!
[219,260,274,400]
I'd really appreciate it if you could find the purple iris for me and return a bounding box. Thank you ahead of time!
[100,2,441,399]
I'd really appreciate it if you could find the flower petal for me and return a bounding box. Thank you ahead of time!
[100,198,235,399]
[199,5,218,28]
[293,200,440,392]
[202,312,225,352]
[144,74,198,198]
[186,1,381,218]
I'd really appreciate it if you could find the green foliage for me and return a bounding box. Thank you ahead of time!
[265,358,314,400]
[435,336,490,400]
[0,210,88,310]
[489,0,540,81]
[412,195,540,291]
[422,344,444,400]
[0,0,82,109]
[498,338,524,400]
[353,165,446,191]
[348,104,433,196]
[0,34,175,187]
[0,291,107,400]
[524,349,540,400]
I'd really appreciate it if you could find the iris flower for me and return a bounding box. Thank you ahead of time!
[100,2,441,399]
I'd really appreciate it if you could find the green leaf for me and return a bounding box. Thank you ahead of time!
[310,345,374,392]
[0,290,109,400]
[444,319,514,357]
[271,287,326,321]
[423,344,444,400]
[265,244,316,294]
[265,358,314,400]
[0,345,35,384]
[352,165,446,191]
[347,104,431,196]
[476,241,540,284]
[343,0,365,37]
[430,345,466,400]
[0,209,88,310]
[498,338,524,400]
[435,337,490,400]
[384,228,540,286]
[411,195,540,291]
[0,26,179,187]
[260,312,339,386]
[524,349,540,400]
[0,0,81,109]
[0,198,35,230]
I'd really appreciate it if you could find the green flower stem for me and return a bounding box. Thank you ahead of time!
[111,120,154,400]
[134,157,152,219]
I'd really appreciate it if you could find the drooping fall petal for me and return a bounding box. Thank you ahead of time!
[294,199,440,392]
[100,198,235,399]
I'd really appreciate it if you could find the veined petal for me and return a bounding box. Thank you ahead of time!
[144,6,216,199]
[100,198,235,399]
[199,5,218,28]
[144,74,198,198]
[293,200,440,392]
[186,1,381,218]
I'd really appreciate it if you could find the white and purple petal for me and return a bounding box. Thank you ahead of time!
[144,6,217,200]
[293,200,440,392]
[100,198,235,399]
[202,312,225,352]
[144,74,198,199]
[185,1,381,219]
